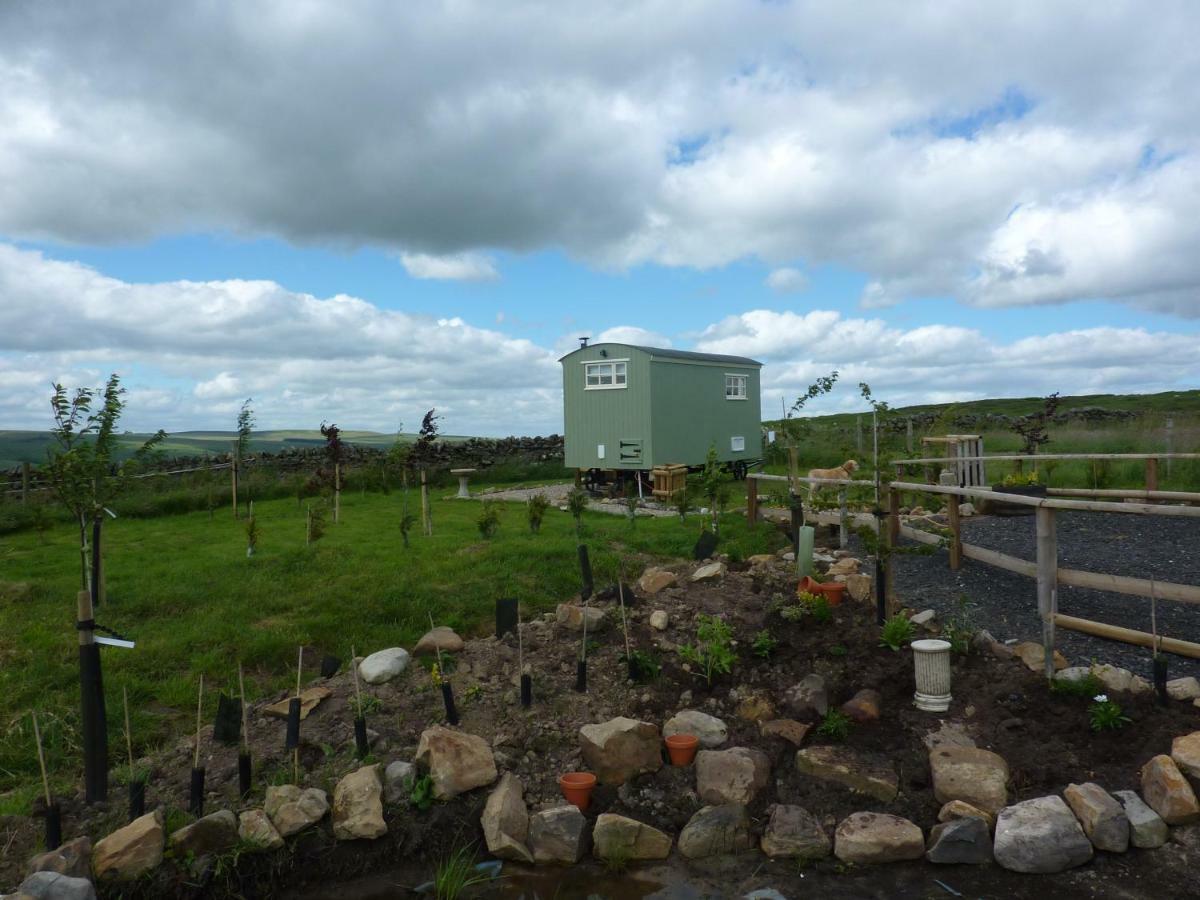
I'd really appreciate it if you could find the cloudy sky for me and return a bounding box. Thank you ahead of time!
[2,1,1198,436]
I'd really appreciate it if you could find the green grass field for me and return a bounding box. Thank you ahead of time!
[0,486,782,811]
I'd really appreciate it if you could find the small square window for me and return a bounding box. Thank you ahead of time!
[725,374,747,399]
[585,360,628,390]
[731,435,745,452]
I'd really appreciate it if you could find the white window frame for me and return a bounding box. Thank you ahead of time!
[731,435,745,452]
[725,373,748,400]
[582,359,629,390]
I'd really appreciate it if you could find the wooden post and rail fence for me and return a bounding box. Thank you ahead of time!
[748,453,1200,674]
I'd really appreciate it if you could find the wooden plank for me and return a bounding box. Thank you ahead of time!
[1146,457,1159,492]
[1056,568,1200,606]
[888,480,1200,517]
[896,452,1200,466]
[1036,507,1058,680]
[838,488,848,549]
[750,473,877,488]
[746,476,758,526]
[1047,488,1200,502]
[962,542,1038,577]
[1054,614,1200,660]
[898,524,941,547]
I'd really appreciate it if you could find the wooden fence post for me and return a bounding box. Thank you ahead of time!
[838,488,848,548]
[1035,506,1058,681]
[22,461,31,505]
[420,469,431,536]
[1145,457,1159,493]
[746,476,758,527]
[947,489,962,571]
[885,487,900,615]
[231,443,239,519]
[906,418,913,454]
[334,462,341,525]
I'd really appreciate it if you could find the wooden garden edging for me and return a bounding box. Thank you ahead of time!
[888,479,1200,671]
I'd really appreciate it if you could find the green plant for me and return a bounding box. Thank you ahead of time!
[816,709,852,741]
[678,614,736,686]
[409,773,435,811]
[306,502,326,545]
[751,630,778,659]
[625,494,639,527]
[463,684,483,703]
[828,644,848,657]
[941,595,975,655]
[601,844,631,874]
[1088,694,1131,732]
[621,649,661,682]
[1001,469,1042,487]
[879,614,915,651]
[432,845,492,900]
[399,510,417,548]
[477,500,501,539]
[697,444,726,535]
[566,487,589,537]
[1051,671,1104,699]
[671,486,691,523]
[244,514,260,557]
[351,694,382,717]
[782,591,832,624]
[527,493,549,533]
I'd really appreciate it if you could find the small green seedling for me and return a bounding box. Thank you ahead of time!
[879,614,915,651]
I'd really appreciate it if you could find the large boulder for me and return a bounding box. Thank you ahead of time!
[993,796,1093,874]
[1166,677,1200,701]
[638,568,677,594]
[92,809,165,882]
[358,648,410,685]
[481,773,532,863]
[925,817,992,865]
[691,561,726,582]
[264,785,330,837]
[384,760,416,804]
[784,674,828,718]
[415,726,499,799]
[678,805,752,859]
[237,809,284,851]
[1012,642,1068,673]
[760,719,810,747]
[529,805,588,865]
[16,872,95,900]
[579,717,661,785]
[695,747,770,805]
[929,746,1009,814]
[332,764,387,841]
[663,710,728,749]
[555,603,609,632]
[844,573,872,603]
[937,800,994,831]
[1171,731,1200,781]
[795,746,898,802]
[760,804,831,860]
[1113,790,1169,849]
[1091,663,1151,695]
[1062,782,1128,853]
[27,837,91,880]
[413,626,464,656]
[833,812,923,864]
[592,814,672,861]
[840,689,881,724]
[1140,754,1200,824]
[168,809,239,857]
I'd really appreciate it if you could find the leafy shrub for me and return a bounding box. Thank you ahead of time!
[621,649,661,682]
[879,614,915,651]
[1051,672,1104,699]
[1088,694,1131,732]
[816,709,852,741]
[678,615,736,686]
[752,630,778,659]
[409,773,435,811]
[476,500,501,538]
[527,493,549,533]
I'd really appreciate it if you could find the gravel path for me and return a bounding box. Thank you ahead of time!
[477,481,678,517]
[892,510,1200,679]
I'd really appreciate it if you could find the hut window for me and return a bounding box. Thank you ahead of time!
[725,374,747,399]
[585,361,627,389]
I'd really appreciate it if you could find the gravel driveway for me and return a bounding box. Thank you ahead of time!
[891,510,1200,679]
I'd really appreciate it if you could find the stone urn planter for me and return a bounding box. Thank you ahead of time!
[665,733,699,767]
[558,772,597,812]
[912,639,953,712]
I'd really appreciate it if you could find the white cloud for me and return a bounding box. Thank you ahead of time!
[398,252,499,282]
[765,267,808,294]
[2,3,1199,314]
[1,245,1196,434]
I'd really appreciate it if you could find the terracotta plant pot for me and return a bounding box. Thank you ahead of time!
[558,772,597,811]
[798,575,822,595]
[819,581,847,606]
[665,733,700,766]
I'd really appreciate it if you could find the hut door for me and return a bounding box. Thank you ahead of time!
[619,439,643,465]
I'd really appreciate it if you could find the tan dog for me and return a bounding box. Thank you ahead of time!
[806,459,859,499]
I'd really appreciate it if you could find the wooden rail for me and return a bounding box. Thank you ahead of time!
[896,452,1200,465]
[884,478,1200,671]
[1046,487,1200,502]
